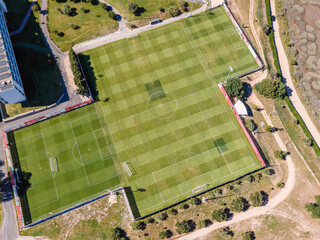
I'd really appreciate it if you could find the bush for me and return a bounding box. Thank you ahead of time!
[264,168,272,175]
[108,11,116,20]
[305,195,320,219]
[100,3,109,11]
[263,24,271,35]
[128,2,138,14]
[250,191,263,207]
[242,231,255,240]
[159,230,172,239]
[131,221,145,231]
[62,4,72,15]
[179,204,189,210]
[180,1,189,11]
[290,59,297,65]
[265,125,272,132]
[245,119,257,132]
[156,212,168,221]
[197,220,206,229]
[212,209,227,222]
[276,182,285,189]
[159,7,165,12]
[254,79,286,99]
[169,7,181,17]
[230,197,246,212]
[218,226,234,238]
[189,197,201,206]
[176,220,191,234]
[147,218,155,224]
[110,227,126,240]
[32,3,40,12]
[69,49,88,96]
[303,138,313,147]
[225,78,244,99]
[274,150,286,160]
[168,208,178,215]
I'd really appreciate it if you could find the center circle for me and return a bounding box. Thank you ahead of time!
[147,91,178,119]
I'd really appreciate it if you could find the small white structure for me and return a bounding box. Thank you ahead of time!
[234,100,248,117]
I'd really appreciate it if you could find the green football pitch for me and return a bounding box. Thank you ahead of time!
[9,6,263,223]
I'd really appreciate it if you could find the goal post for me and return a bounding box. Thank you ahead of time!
[123,162,132,176]
[192,184,207,194]
[50,157,58,172]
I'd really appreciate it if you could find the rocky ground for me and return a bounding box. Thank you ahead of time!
[283,0,320,127]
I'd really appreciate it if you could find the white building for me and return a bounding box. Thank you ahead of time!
[0,2,26,104]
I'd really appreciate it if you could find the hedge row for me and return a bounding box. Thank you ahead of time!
[69,49,88,96]
[264,0,320,156]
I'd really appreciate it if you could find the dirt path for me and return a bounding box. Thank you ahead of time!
[269,0,320,147]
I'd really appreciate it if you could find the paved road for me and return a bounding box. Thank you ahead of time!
[269,0,320,147]
[73,3,208,53]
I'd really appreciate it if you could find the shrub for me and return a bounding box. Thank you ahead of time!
[274,150,286,160]
[245,119,257,132]
[62,4,72,15]
[198,220,206,229]
[179,204,189,210]
[265,125,272,132]
[159,230,172,239]
[169,7,181,17]
[80,6,85,12]
[131,221,145,231]
[211,209,227,222]
[254,79,286,99]
[263,23,271,35]
[176,220,191,234]
[189,197,201,206]
[110,227,126,240]
[250,191,263,207]
[293,119,299,124]
[290,59,297,65]
[180,1,189,11]
[305,195,320,219]
[32,3,40,12]
[108,11,116,20]
[218,226,234,238]
[156,212,168,221]
[100,3,109,11]
[242,231,255,240]
[225,78,244,99]
[168,208,178,215]
[159,7,165,12]
[147,218,155,224]
[56,7,62,13]
[69,49,88,96]
[264,168,272,175]
[303,138,313,147]
[128,2,138,14]
[276,182,285,189]
[230,197,246,212]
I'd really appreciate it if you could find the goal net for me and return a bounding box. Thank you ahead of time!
[192,184,207,194]
[50,157,58,172]
[123,162,132,176]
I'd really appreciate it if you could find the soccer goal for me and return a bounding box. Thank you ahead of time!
[192,184,207,194]
[50,157,58,172]
[123,162,132,176]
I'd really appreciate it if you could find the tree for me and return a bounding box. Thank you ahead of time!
[100,3,109,11]
[147,217,155,224]
[218,226,234,238]
[156,212,168,221]
[274,150,286,160]
[169,7,181,17]
[250,191,263,207]
[110,227,126,240]
[245,119,257,132]
[180,1,189,11]
[254,79,286,99]
[176,220,191,234]
[225,78,244,99]
[265,125,272,132]
[212,209,227,222]
[230,197,246,212]
[108,11,116,20]
[263,24,271,35]
[305,195,320,219]
[198,220,207,229]
[69,49,88,96]
[131,221,145,231]
[62,4,72,15]
[276,182,285,189]
[128,2,138,14]
[189,197,201,206]
[159,230,172,239]
[32,3,40,12]
[242,231,255,240]
[264,168,273,175]
[168,208,178,215]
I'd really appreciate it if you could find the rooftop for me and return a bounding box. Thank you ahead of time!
[0,30,14,93]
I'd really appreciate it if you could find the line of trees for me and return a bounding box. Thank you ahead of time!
[69,49,88,96]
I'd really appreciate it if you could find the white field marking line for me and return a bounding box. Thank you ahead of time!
[218,39,240,72]
[139,162,256,214]
[98,102,125,185]
[30,198,60,212]
[152,147,219,176]
[183,23,257,167]
[173,152,197,163]
[70,112,97,123]
[190,25,233,40]
[69,121,91,187]
[32,183,122,220]
[93,130,104,162]
[152,172,164,202]
[20,157,35,190]
[87,175,120,188]
[103,47,113,69]
[72,142,84,166]
[146,91,178,120]
[41,132,60,201]
[218,146,233,174]
[15,132,42,143]
[47,152,58,177]
[223,29,246,51]
[109,85,214,126]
